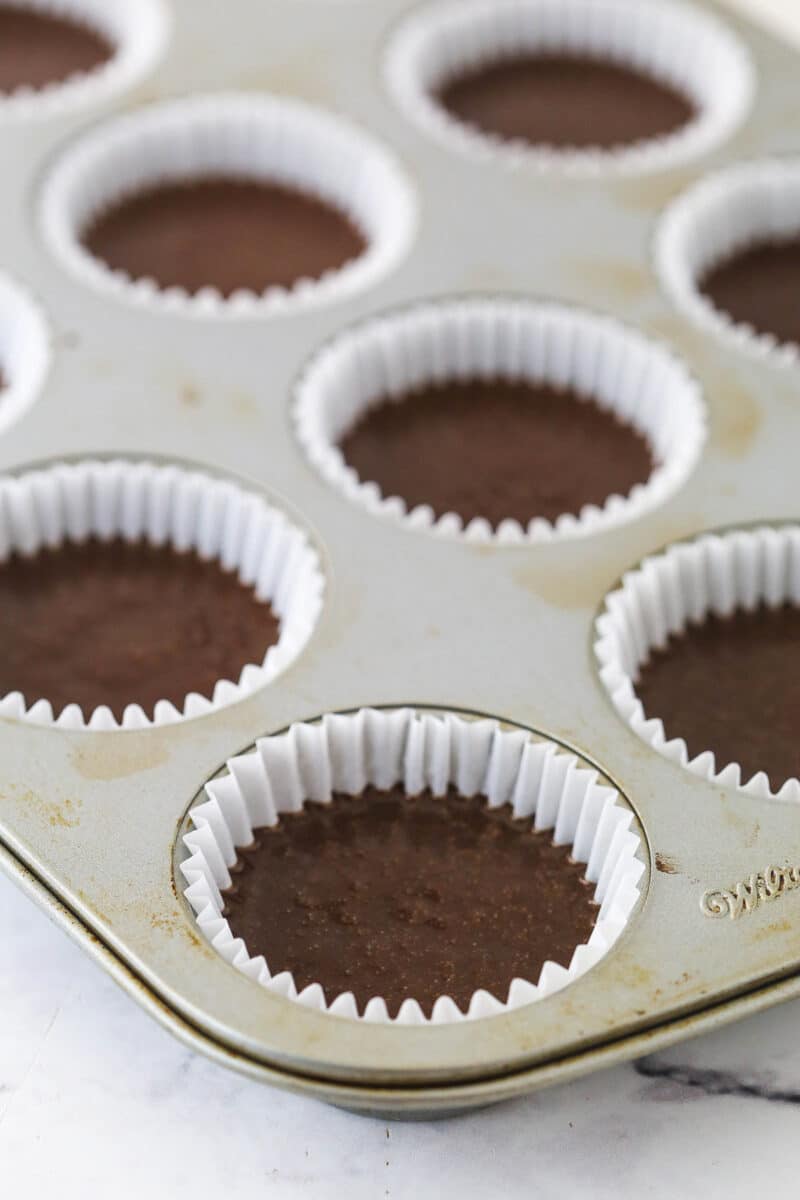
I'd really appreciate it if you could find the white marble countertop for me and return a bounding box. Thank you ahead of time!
[4,1,800,1195]
[4,868,800,1198]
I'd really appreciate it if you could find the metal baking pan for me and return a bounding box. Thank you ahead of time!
[2,0,800,1118]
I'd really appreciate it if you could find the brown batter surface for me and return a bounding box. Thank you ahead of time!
[437,54,695,150]
[636,604,800,786]
[83,178,367,297]
[700,238,800,347]
[0,538,280,719]
[223,785,598,1016]
[339,380,654,526]
[0,6,111,93]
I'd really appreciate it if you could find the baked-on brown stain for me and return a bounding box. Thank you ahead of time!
[340,380,654,527]
[0,6,111,93]
[71,735,171,782]
[655,853,678,875]
[222,785,598,1016]
[437,55,695,150]
[83,178,367,297]
[0,538,280,720]
[701,239,800,348]
[713,379,760,460]
[636,605,800,787]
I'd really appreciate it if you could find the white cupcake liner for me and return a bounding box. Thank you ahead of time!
[384,0,753,175]
[293,298,706,544]
[656,159,800,368]
[0,273,50,436]
[40,92,417,319]
[180,708,645,1024]
[0,0,168,121]
[0,459,324,730]
[596,525,800,801]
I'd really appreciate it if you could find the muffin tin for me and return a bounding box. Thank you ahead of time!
[2,0,800,1118]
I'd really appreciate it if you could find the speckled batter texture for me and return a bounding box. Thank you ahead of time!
[222,785,598,1016]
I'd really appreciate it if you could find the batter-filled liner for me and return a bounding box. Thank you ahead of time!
[0,460,324,729]
[657,160,800,366]
[294,299,706,543]
[596,526,800,800]
[40,93,416,317]
[385,0,753,174]
[180,709,644,1023]
[0,4,112,93]
[0,0,167,120]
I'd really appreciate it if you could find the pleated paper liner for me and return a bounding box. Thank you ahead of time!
[0,459,324,729]
[384,0,753,175]
[657,159,800,367]
[596,525,800,800]
[0,0,168,121]
[180,708,645,1024]
[39,92,416,318]
[0,272,49,436]
[293,297,706,544]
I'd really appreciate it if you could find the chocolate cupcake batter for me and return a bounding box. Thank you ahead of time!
[83,178,367,297]
[339,379,654,527]
[0,6,111,94]
[437,54,695,150]
[700,238,800,347]
[0,538,280,719]
[223,785,598,1016]
[636,604,800,786]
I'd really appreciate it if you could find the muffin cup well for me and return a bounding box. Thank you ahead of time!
[596,526,800,800]
[384,0,753,175]
[40,92,416,318]
[656,159,800,367]
[0,459,324,729]
[180,708,644,1024]
[293,298,706,543]
[0,0,168,120]
[0,273,49,436]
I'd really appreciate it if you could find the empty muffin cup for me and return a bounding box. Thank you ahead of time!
[596,525,800,800]
[0,0,168,120]
[180,708,644,1023]
[0,459,324,729]
[293,298,706,543]
[39,92,416,317]
[384,0,753,174]
[657,160,800,366]
[0,272,49,436]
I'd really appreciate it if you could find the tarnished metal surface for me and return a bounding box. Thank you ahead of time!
[1,0,800,1116]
